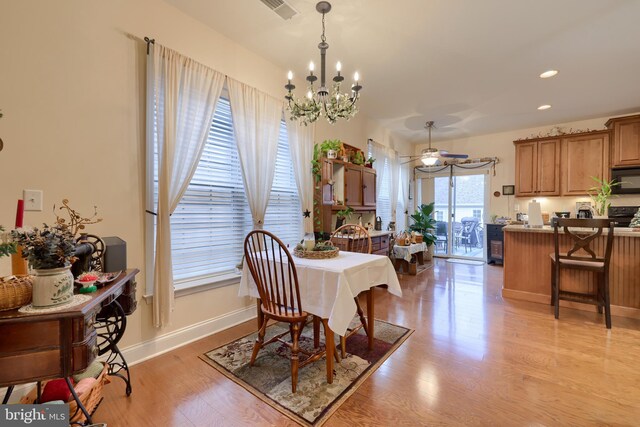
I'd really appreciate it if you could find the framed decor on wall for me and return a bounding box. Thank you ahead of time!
[502,185,515,196]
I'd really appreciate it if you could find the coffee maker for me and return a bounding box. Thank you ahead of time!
[576,201,593,219]
[577,209,593,219]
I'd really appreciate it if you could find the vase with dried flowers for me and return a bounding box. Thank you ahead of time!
[11,224,76,307]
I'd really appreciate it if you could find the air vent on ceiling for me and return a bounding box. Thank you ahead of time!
[259,0,299,20]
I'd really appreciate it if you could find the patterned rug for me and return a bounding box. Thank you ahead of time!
[200,318,413,426]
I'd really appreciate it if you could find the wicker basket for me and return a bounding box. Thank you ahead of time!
[293,246,339,259]
[20,362,110,424]
[0,275,33,311]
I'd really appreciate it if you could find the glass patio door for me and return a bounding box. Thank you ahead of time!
[432,173,487,259]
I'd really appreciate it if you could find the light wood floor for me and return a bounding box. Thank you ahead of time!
[96,259,640,426]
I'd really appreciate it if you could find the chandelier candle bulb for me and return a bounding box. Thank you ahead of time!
[336,61,341,72]
[309,61,315,72]
[287,71,293,81]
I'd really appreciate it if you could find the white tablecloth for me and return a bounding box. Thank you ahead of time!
[239,251,402,336]
[393,242,427,262]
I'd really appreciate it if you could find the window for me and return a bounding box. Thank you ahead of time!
[473,209,482,219]
[151,97,302,291]
[436,211,444,221]
[376,157,392,229]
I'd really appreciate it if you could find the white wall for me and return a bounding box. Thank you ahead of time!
[0,0,404,353]
[415,115,640,219]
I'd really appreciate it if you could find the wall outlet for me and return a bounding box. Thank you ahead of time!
[23,189,43,211]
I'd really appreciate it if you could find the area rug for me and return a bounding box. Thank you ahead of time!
[446,258,485,265]
[200,318,413,426]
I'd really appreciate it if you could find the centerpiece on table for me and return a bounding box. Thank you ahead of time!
[11,224,76,307]
[293,240,339,259]
[10,199,103,307]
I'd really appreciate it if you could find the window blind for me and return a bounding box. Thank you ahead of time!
[152,97,302,288]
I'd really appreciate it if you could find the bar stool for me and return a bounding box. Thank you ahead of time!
[550,218,615,328]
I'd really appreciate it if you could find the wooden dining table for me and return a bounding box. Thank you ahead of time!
[238,250,402,383]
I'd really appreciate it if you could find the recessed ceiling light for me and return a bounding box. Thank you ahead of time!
[540,70,558,78]
[538,104,552,110]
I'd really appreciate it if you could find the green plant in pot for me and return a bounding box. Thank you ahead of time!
[352,150,365,165]
[320,139,341,159]
[11,224,76,307]
[335,206,354,229]
[0,226,17,258]
[365,156,376,168]
[408,202,437,247]
[588,176,620,217]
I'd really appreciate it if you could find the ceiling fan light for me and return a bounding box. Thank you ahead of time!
[421,156,439,166]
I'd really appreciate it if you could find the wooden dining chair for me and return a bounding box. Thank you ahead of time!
[330,224,372,358]
[550,218,615,328]
[244,230,333,392]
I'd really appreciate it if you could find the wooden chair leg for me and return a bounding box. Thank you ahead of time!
[603,274,612,329]
[596,273,604,314]
[551,262,556,306]
[290,322,301,393]
[340,335,346,359]
[553,263,560,319]
[355,297,369,338]
[250,314,269,366]
[313,316,320,348]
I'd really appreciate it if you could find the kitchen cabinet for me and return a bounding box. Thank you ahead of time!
[514,138,560,196]
[561,131,610,195]
[606,115,640,167]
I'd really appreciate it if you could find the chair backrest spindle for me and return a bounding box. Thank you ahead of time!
[244,230,304,319]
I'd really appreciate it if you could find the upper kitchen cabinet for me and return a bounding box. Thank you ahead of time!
[606,115,640,168]
[514,138,560,197]
[561,131,610,195]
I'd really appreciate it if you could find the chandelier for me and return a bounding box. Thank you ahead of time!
[421,121,440,166]
[285,1,362,125]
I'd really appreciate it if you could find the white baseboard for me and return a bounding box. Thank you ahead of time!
[120,305,256,366]
[1,305,256,403]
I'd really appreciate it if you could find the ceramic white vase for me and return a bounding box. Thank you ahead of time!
[327,149,337,159]
[32,266,74,307]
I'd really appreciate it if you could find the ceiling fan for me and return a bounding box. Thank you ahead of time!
[401,121,469,165]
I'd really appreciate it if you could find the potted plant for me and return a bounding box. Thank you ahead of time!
[352,150,365,165]
[588,177,621,218]
[629,208,640,231]
[11,224,76,307]
[409,202,437,259]
[365,156,376,168]
[335,206,354,229]
[320,139,341,159]
[0,226,17,258]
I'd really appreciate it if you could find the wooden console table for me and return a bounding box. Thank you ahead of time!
[0,268,139,423]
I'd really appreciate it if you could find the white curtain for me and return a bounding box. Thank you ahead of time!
[388,149,400,222]
[148,44,226,327]
[287,119,315,234]
[398,163,411,231]
[227,78,284,229]
[370,141,389,204]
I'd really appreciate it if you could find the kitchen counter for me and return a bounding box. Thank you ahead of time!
[503,224,640,236]
[368,230,395,237]
[502,225,640,318]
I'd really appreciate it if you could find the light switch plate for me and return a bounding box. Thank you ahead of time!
[23,189,43,211]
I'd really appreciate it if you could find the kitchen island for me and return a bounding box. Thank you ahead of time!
[503,225,640,318]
